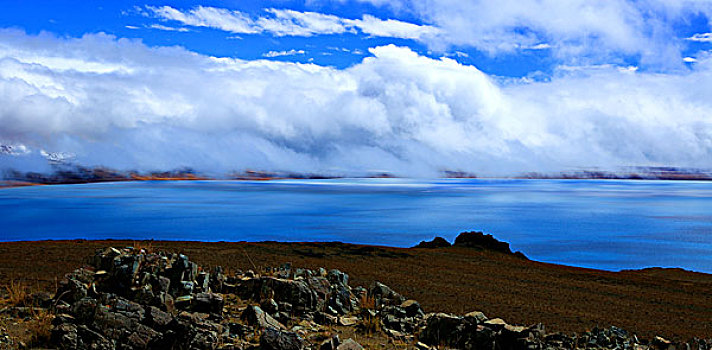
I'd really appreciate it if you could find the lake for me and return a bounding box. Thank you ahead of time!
[1,178,711,273]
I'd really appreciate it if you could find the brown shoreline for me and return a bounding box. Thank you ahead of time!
[2,172,712,189]
[1,239,711,340]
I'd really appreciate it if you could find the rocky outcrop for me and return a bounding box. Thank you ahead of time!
[47,247,368,350]
[453,231,513,252]
[414,237,451,249]
[453,231,528,258]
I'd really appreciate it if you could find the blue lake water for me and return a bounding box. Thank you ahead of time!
[1,178,711,273]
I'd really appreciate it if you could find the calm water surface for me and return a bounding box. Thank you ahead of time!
[1,179,711,272]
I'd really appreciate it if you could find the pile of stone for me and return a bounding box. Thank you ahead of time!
[44,246,711,350]
[51,247,229,349]
[48,247,370,349]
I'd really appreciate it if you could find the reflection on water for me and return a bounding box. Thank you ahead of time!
[0,178,711,272]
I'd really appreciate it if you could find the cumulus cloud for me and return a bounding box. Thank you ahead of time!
[1,30,711,177]
[146,5,439,40]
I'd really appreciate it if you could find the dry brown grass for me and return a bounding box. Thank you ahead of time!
[4,280,28,306]
[357,294,381,336]
[357,313,381,336]
[131,241,155,254]
[360,294,376,310]
[25,307,53,347]
[1,240,712,340]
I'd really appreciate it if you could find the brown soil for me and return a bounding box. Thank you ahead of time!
[1,240,711,341]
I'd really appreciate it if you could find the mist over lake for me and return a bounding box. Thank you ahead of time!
[1,178,710,273]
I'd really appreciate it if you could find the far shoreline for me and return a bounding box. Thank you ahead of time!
[2,173,711,189]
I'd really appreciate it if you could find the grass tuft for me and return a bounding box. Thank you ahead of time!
[132,241,154,253]
[4,280,29,306]
[26,307,53,347]
[357,295,381,337]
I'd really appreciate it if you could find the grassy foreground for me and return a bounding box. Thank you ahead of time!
[1,239,711,341]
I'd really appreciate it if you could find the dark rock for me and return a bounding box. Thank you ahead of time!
[261,298,279,314]
[453,231,513,254]
[193,292,224,314]
[327,269,349,287]
[414,237,451,248]
[49,247,232,350]
[401,299,425,318]
[56,274,89,304]
[313,312,337,325]
[241,306,285,330]
[70,297,98,324]
[260,328,304,350]
[320,335,340,350]
[238,277,320,316]
[145,306,173,331]
[464,311,488,323]
[418,313,465,348]
[210,267,225,293]
[228,322,253,339]
[31,291,54,308]
[336,338,364,350]
[197,272,210,292]
[369,281,405,306]
[50,322,79,350]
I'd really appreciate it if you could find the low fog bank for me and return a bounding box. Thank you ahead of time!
[1,30,712,178]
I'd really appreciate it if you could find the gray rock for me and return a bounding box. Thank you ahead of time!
[261,298,279,314]
[193,292,224,314]
[336,338,364,350]
[260,328,304,350]
[401,299,425,318]
[241,305,285,330]
[320,335,340,350]
[369,281,405,306]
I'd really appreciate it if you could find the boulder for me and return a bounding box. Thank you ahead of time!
[260,328,304,350]
[320,335,340,350]
[193,292,224,314]
[418,313,465,346]
[336,338,364,350]
[261,298,279,314]
[369,281,405,306]
[241,305,285,330]
[401,299,425,318]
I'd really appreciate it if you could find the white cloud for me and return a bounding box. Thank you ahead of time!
[149,24,190,32]
[259,9,349,36]
[684,57,698,63]
[445,51,469,58]
[528,43,551,50]
[345,14,441,40]
[146,5,439,40]
[263,49,306,58]
[148,5,258,34]
[1,30,712,176]
[343,0,712,68]
[688,33,712,42]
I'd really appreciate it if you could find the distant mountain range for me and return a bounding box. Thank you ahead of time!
[2,144,711,186]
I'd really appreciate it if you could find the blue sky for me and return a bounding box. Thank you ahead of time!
[5,0,709,76]
[1,1,712,176]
